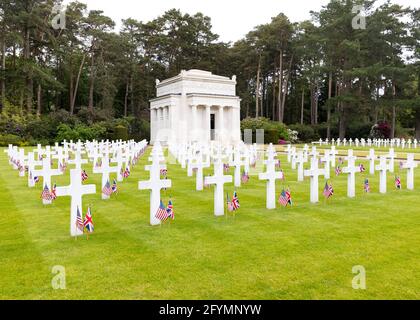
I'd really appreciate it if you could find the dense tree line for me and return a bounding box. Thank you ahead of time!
[0,0,419,142]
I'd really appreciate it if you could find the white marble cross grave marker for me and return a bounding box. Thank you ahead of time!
[375,156,389,194]
[93,152,119,200]
[387,148,396,173]
[366,149,377,175]
[402,154,418,190]
[229,149,246,187]
[341,150,359,198]
[27,152,42,187]
[192,152,210,191]
[138,152,172,225]
[55,168,96,237]
[304,156,326,203]
[258,157,284,209]
[204,160,232,216]
[68,148,88,170]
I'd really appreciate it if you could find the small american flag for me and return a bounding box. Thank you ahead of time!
[338,157,344,165]
[226,192,234,212]
[323,182,334,199]
[395,176,401,189]
[102,180,113,196]
[166,200,174,220]
[232,191,240,211]
[160,168,168,176]
[364,179,370,193]
[155,200,168,221]
[241,171,249,184]
[335,166,342,176]
[279,189,291,207]
[51,183,57,200]
[275,160,281,169]
[223,163,230,173]
[359,164,366,173]
[34,175,40,183]
[81,170,89,181]
[111,179,118,193]
[41,184,52,201]
[76,206,84,233]
[123,167,131,178]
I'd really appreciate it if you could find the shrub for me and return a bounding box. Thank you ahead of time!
[113,125,129,141]
[288,124,319,142]
[241,117,289,144]
[369,121,391,139]
[0,134,23,146]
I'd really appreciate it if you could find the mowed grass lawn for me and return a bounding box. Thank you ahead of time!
[0,146,419,300]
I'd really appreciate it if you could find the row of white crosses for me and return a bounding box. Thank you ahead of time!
[318,137,420,149]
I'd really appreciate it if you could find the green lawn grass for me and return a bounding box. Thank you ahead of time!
[0,146,419,300]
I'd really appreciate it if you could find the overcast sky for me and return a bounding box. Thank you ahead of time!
[62,0,418,43]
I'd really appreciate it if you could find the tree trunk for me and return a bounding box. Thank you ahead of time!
[415,109,420,140]
[69,67,74,112]
[300,88,305,125]
[24,26,33,113]
[391,83,396,139]
[255,54,261,118]
[272,63,277,121]
[124,78,129,117]
[71,54,86,115]
[88,54,95,112]
[327,71,333,139]
[277,50,283,122]
[130,73,134,116]
[36,83,42,117]
[0,33,5,109]
[280,57,293,123]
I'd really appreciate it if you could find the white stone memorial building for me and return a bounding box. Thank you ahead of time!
[149,69,241,145]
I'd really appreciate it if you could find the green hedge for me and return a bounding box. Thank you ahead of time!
[241,117,289,144]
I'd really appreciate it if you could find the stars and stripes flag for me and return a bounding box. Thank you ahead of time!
[364,179,371,193]
[335,166,342,176]
[279,188,292,207]
[223,163,230,173]
[241,171,249,184]
[95,159,102,168]
[226,192,234,212]
[76,206,84,233]
[34,175,40,183]
[51,183,57,200]
[323,182,334,199]
[232,191,240,211]
[155,200,169,221]
[160,168,168,177]
[166,200,174,220]
[59,161,66,173]
[359,164,366,173]
[102,180,113,196]
[111,179,118,193]
[338,157,344,165]
[41,184,52,201]
[123,167,131,178]
[83,206,94,233]
[395,176,402,189]
[81,170,89,181]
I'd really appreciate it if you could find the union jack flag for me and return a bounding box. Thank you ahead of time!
[81,170,89,181]
[323,182,334,199]
[155,200,168,221]
[279,188,292,207]
[123,167,130,178]
[111,179,118,193]
[232,191,240,211]
[364,179,371,193]
[76,206,84,233]
[166,200,174,220]
[102,180,113,196]
[41,184,52,201]
[395,176,402,189]
[51,183,57,200]
[83,206,94,233]
[359,164,366,173]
